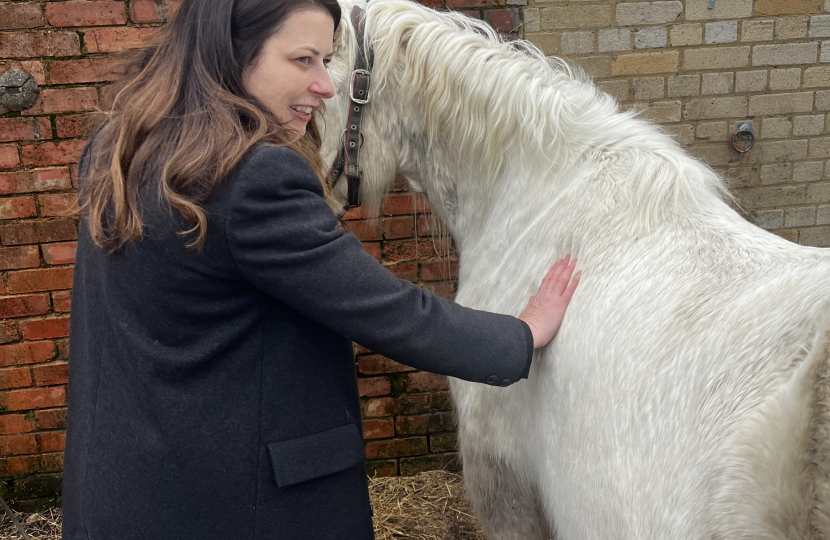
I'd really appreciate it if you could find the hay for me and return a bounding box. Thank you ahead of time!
[0,472,483,540]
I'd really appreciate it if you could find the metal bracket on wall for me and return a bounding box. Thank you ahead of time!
[0,69,40,112]
[708,0,716,8]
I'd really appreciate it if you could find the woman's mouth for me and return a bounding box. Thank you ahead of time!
[289,105,313,122]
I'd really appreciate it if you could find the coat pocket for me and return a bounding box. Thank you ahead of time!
[267,423,365,487]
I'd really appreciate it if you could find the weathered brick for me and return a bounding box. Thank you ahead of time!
[735,70,767,92]
[561,31,594,55]
[595,79,629,102]
[41,242,76,266]
[706,21,739,43]
[668,74,700,97]
[382,194,429,217]
[741,19,775,41]
[805,66,830,88]
[760,163,792,184]
[0,245,40,270]
[0,367,33,390]
[769,67,802,90]
[761,117,792,138]
[384,238,452,262]
[817,90,830,111]
[130,0,181,23]
[365,460,397,478]
[52,290,71,312]
[807,182,830,202]
[84,26,157,53]
[395,413,456,435]
[632,77,664,99]
[684,96,748,120]
[630,100,681,123]
[794,115,826,136]
[696,121,727,141]
[0,145,19,169]
[3,168,72,194]
[21,140,86,167]
[598,29,630,52]
[20,318,70,340]
[0,32,80,58]
[7,267,74,294]
[0,342,55,367]
[785,207,817,227]
[748,209,784,228]
[364,437,427,459]
[1,386,66,412]
[752,43,818,66]
[0,3,45,30]
[33,363,68,386]
[362,242,380,261]
[362,418,394,440]
[395,372,449,393]
[38,194,74,218]
[429,432,458,453]
[0,454,39,476]
[748,92,814,116]
[50,57,121,84]
[39,451,65,472]
[737,184,808,208]
[570,56,612,78]
[752,140,809,162]
[45,1,126,27]
[701,72,734,95]
[36,431,65,453]
[484,9,519,33]
[810,137,830,158]
[525,32,558,55]
[684,47,750,70]
[810,15,830,37]
[0,434,38,456]
[688,144,741,167]
[775,15,809,39]
[358,355,416,375]
[616,2,682,25]
[0,197,37,220]
[822,41,830,63]
[687,0,753,19]
[755,0,822,15]
[0,415,33,435]
[23,87,98,116]
[358,377,391,397]
[611,51,678,76]
[55,114,96,139]
[0,294,50,319]
[0,322,19,345]
[399,454,459,475]
[0,118,50,143]
[818,204,830,225]
[670,24,703,46]
[34,409,66,430]
[540,6,612,30]
[0,60,46,86]
[635,27,667,49]
[521,8,540,33]
[799,225,830,246]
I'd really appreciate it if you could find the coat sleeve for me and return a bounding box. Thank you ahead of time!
[225,145,533,386]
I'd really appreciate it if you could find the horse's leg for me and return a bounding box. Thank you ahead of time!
[462,451,553,540]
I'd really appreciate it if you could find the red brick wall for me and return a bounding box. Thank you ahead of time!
[0,0,515,509]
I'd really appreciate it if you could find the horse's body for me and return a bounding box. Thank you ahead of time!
[322,2,830,538]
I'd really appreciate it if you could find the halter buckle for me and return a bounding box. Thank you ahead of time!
[349,69,371,105]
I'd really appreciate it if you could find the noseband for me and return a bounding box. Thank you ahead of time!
[328,6,373,209]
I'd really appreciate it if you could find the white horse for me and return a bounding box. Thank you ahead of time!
[321,1,830,538]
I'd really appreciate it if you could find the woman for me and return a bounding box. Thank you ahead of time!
[62,0,580,538]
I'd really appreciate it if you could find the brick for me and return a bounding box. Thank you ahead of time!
[769,68,802,90]
[684,47,750,70]
[807,182,830,202]
[570,56,612,78]
[50,57,121,84]
[0,219,77,246]
[46,1,126,27]
[0,322,19,345]
[805,66,830,88]
[522,8,540,33]
[0,367,33,390]
[540,6,612,30]
[37,431,65,453]
[0,294,50,319]
[381,194,429,217]
[735,70,768,92]
[753,43,818,66]
[0,3,45,30]
[0,434,38,456]
[0,31,80,58]
[684,96,748,120]
[1,386,66,412]
[33,363,68,387]
[0,342,55,367]
[598,29,630,52]
[365,460,397,478]
[611,51,678,76]
[616,2,682,25]
[752,140,809,162]
[358,355,416,375]
[635,27,667,49]
[384,238,452,262]
[41,242,76,266]
[748,92,814,116]
[52,290,71,312]
[810,137,830,158]
[760,163,792,184]
[775,15,810,38]
[761,117,793,138]
[0,197,36,220]
[0,118,51,143]
[364,437,427,459]
[34,409,66,430]
[668,74,700,97]
[425,283,454,299]
[794,161,825,182]
[362,242,381,261]
[0,415,33,435]
[358,377,390,397]
[0,454,39,476]
[810,15,830,37]
[23,87,98,116]
[741,19,775,41]
[665,124,694,144]
[738,184,808,208]
[596,80,629,102]
[696,121,727,141]
[0,246,39,270]
[670,24,702,46]
[83,26,157,54]
[818,90,830,111]
[21,140,86,167]
[561,32,594,55]
[800,225,830,246]
[706,21,739,43]
[818,205,830,225]
[420,260,459,282]
[7,268,74,294]
[748,209,784,228]
[400,454,460,475]
[755,0,822,14]
[630,100,681,123]
[794,115,826,136]
[395,372,449,393]
[21,318,70,340]
[382,217,414,240]
[484,9,519,33]
[363,397,395,418]
[55,114,96,139]
[0,60,46,86]
[395,413,456,435]
[129,0,179,22]
[39,451,64,472]
[0,145,19,169]
[6,168,74,194]
[429,432,458,453]
[38,193,75,218]
[701,72,734,95]
[362,418,394,439]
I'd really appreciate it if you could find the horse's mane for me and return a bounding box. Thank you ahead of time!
[350,0,731,228]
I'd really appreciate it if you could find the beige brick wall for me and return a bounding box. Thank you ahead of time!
[521,0,830,247]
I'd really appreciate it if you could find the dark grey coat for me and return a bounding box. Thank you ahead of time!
[62,144,533,540]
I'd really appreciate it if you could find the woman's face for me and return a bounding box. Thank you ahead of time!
[243,9,335,140]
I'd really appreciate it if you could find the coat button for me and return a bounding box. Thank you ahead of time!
[486,375,498,384]
[500,379,511,387]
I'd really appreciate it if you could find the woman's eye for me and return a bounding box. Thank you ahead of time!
[296,57,311,65]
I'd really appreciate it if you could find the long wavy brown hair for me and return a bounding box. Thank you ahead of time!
[81,0,342,250]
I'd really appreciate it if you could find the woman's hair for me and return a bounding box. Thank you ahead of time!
[81,0,342,250]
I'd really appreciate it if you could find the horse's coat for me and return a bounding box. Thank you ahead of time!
[322,2,830,538]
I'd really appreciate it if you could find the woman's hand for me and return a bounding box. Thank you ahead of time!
[519,255,580,349]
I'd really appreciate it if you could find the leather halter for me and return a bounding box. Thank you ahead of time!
[328,6,373,209]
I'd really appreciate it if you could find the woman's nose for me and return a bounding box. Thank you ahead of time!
[311,67,335,99]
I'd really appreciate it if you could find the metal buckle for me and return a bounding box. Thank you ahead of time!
[349,69,371,105]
